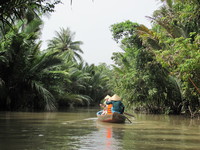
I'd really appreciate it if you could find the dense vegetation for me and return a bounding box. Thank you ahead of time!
[110,0,200,117]
[0,0,199,117]
[0,0,111,111]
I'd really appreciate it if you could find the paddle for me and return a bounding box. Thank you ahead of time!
[124,112,135,117]
[124,115,132,123]
[123,112,134,123]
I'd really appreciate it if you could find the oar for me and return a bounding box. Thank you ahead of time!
[124,112,135,117]
[124,115,132,123]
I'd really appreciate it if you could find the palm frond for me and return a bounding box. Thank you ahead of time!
[63,93,92,105]
[48,70,69,75]
[30,51,62,74]
[24,19,43,35]
[28,80,56,111]
[137,24,162,50]
[111,65,124,74]
[47,27,83,61]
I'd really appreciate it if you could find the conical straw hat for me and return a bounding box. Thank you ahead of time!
[104,95,111,100]
[110,94,121,101]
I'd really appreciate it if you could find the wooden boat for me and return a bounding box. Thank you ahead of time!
[97,112,126,123]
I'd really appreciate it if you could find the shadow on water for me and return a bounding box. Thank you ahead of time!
[0,108,199,150]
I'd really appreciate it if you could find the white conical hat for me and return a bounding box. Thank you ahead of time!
[110,94,121,101]
[104,95,111,100]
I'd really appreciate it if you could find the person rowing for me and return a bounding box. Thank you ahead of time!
[106,94,125,114]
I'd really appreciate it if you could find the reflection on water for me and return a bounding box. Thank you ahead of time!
[0,108,199,150]
[78,121,124,150]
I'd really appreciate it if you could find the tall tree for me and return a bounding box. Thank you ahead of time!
[0,17,63,111]
[47,28,83,62]
[132,0,200,116]
[110,20,183,114]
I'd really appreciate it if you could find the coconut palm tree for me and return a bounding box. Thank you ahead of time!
[47,28,83,62]
[0,17,63,111]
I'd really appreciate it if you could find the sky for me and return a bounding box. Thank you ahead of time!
[41,0,162,65]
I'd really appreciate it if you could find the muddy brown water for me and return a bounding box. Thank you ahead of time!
[0,108,199,150]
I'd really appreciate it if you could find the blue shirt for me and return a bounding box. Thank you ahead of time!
[106,101,125,114]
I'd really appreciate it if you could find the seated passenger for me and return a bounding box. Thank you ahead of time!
[97,95,111,115]
[106,94,125,114]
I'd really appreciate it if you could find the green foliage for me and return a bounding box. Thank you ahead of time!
[110,0,200,117]
[152,0,200,116]
[0,0,114,111]
[0,17,63,111]
[111,21,143,49]
[47,27,83,62]
[45,28,112,107]
[110,21,184,114]
[0,0,61,31]
[0,19,113,111]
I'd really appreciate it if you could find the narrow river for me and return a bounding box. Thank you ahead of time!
[0,108,199,150]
